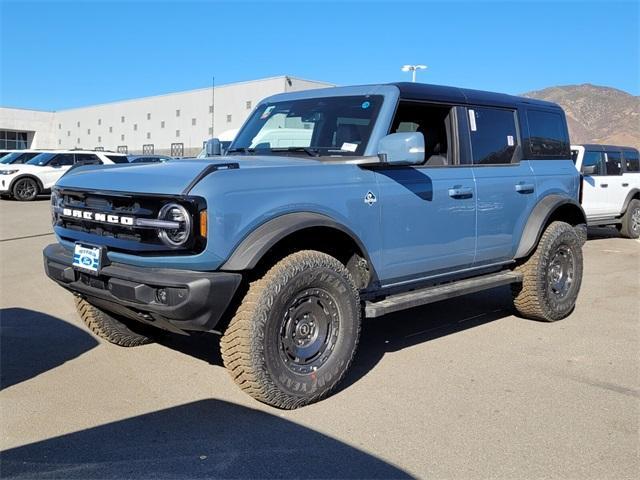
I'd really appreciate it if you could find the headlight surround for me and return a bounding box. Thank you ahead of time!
[0,170,19,175]
[157,203,192,248]
[50,189,63,225]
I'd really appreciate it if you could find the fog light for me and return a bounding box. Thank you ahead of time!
[156,288,168,304]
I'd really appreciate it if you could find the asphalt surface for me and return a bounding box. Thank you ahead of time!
[0,198,638,479]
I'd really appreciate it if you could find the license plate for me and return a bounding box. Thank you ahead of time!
[72,244,102,274]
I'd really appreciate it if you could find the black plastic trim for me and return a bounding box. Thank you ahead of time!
[43,243,241,332]
[515,195,586,259]
[182,162,239,194]
[221,212,379,284]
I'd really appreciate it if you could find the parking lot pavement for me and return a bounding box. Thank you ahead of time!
[0,200,638,479]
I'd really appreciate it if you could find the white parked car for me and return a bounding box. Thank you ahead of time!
[572,144,640,238]
[0,150,128,201]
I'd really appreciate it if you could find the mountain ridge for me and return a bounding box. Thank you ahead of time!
[522,83,639,150]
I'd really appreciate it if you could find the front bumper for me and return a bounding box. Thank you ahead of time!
[43,243,242,333]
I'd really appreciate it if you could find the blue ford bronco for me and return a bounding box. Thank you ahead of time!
[44,83,586,409]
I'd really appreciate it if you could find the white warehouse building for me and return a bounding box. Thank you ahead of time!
[0,75,332,156]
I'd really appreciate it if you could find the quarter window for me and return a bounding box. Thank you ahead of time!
[526,109,569,158]
[623,150,640,172]
[468,107,518,165]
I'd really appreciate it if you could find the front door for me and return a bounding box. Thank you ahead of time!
[580,150,609,218]
[373,102,476,286]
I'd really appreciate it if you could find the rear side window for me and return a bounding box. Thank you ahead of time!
[105,154,129,164]
[468,107,518,165]
[623,150,640,172]
[526,109,570,159]
[52,154,74,166]
[581,151,605,175]
[75,153,102,165]
[605,151,622,175]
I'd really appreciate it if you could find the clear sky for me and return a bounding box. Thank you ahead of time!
[1,0,638,111]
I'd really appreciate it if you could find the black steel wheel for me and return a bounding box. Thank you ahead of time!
[512,221,583,322]
[12,177,39,201]
[221,250,361,409]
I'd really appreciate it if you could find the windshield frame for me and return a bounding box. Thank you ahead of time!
[227,85,399,160]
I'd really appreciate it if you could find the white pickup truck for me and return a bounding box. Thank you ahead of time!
[572,144,640,238]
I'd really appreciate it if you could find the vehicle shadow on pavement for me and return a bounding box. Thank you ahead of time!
[340,285,514,392]
[0,308,99,390]
[586,226,623,241]
[157,286,514,396]
[0,398,412,479]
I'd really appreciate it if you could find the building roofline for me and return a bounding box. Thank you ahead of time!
[49,75,334,112]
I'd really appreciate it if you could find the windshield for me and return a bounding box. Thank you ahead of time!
[230,95,383,157]
[0,152,27,164]
[26,152,56,166]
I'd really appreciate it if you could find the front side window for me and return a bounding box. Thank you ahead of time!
[581,151,605,175]
[468,107,518,165]
[623,150,640,172]
[605,151,623,175]
[526,109,569,158]
[231,95,383,157]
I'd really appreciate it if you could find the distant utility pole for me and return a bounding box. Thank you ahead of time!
[401,64,428,82]
[211,75,215,138]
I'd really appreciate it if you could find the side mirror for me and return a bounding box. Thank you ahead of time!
[581,165,596,175]
[205,138,222,156]
[378,132,424,165]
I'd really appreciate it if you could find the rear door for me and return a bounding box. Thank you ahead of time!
[603,150,625,215]
[468,105,537,265]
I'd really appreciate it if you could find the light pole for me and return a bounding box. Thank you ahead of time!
[401,64,427,82]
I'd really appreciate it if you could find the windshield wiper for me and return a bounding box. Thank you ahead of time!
[268,147,321,157]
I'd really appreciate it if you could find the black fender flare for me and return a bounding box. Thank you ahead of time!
[9,174,44,193]
[622,188,640,214]
[221,212,377,278]
[515,195,586,259]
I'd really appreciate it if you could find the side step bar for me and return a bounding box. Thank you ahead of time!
[365,270,522,318]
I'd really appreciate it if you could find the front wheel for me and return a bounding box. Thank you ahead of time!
[512,221,583,322]
[12,177,39,201]
[220,250,361,409]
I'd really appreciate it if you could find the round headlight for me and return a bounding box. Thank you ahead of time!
[157,203,191,248]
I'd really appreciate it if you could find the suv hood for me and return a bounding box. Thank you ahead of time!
[55,156,317,195]
[0,164,45,173]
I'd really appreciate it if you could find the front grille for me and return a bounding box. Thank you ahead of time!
[53,188,206,254]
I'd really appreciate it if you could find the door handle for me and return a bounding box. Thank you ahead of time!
[622,183,629,187]
[600,183,608,188]
[515,183,535,194]
[448,186,473,198]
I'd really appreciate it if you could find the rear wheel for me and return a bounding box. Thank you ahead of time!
[75,297,153,347]
[619,199,640,239]
[12,178,39,201]
[512,221,583,322]
[221,250,361,409]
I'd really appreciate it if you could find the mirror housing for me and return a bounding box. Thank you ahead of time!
[581,165,597,175]
[205,138,222,156]
[377,132,424,165]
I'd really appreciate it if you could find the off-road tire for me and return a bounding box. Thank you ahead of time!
[618,199,640,239]
[512,221,583,322]
[220,250,361,409]
[75,297,153,347]
[12,177,39,201]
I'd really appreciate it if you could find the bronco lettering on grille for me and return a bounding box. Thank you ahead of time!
[61,208,134,226]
